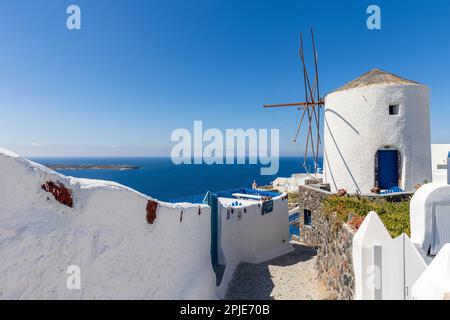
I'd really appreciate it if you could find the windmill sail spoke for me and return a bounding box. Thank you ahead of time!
[299,34,315,104]
[311,28,321,170]
[304,109,311,170]
[299,33,318,108]
[263,101,322,108]
[293,108,306,143]
[307,109,316,163]
[311,28,320,103]
[299,33,310,106]
[311,106,321,144]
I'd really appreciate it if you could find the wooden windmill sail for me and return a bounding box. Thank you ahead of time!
[263,28,323,174]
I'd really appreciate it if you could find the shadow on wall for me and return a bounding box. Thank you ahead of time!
[325,109,360,135]
[324,148,338,191]
[325,114,360,193]
[224,244,316,300]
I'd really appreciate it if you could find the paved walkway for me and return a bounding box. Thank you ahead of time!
[225,243,332,300]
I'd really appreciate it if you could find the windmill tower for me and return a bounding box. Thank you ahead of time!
[264,31,432,194]
[263,28,323,175]
[324,69,432,193]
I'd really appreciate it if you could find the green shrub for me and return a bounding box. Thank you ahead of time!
[323,196,410,238]
[287,192,299,204]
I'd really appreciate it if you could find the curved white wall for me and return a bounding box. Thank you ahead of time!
[323,84,432,193]
[0,148,217,299]
[410,182,450,253]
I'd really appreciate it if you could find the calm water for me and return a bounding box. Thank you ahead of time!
[30,157,323,201]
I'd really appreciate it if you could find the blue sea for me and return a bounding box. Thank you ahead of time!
[30,157,322,202]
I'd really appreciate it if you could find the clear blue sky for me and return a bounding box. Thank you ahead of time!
[1,0,449,156]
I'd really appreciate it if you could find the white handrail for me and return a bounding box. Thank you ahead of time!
[289,206,300,215]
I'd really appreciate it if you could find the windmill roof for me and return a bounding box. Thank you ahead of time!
[332,68,424,93]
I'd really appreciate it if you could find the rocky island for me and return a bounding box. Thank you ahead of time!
[44,164,139,170]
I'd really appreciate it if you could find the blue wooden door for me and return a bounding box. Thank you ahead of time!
[378,150,398,189]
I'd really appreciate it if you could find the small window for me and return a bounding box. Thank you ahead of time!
[437,164,448,170]
[389,105,399,115]
[304,209,312,226]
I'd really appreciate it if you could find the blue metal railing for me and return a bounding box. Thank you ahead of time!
[379,186,404,195]
[167,187,281,204]
[167,193,207,204]
[289,212,299,223]
[289,212,300,237]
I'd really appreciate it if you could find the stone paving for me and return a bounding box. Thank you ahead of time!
[225,242,332,300]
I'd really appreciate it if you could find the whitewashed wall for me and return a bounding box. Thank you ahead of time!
[324,84,432,193]
[379,234,427,300]
[272,174,323,193]
[216,195,293,297]
[410,182,450,254]
[353,212,428,300]
[353,209,450,300]
[0,148,217,299]
[431,144,450,183]
[412,244,450,300]
[353,212,392,299]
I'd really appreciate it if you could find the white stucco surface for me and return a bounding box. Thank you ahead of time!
[410,182,450,254]
[352,211,392,300]
[272,173,323,193]
[353,211,429,300]
[0,147,217,299]
[324,83,432,193]
[431,144,450,183]
[412,244,450,300]
[216,194,293,297]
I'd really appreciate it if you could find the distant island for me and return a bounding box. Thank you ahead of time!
[45,164,140,171]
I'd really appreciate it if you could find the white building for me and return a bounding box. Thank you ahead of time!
[323,69,432,193]
[215,193,293,297]
[410,163,450,255]
[431,144,450,183]
[272,173,323,193]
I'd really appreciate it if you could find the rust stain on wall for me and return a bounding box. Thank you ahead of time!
[146,200,158,224]
[41,181,73,208]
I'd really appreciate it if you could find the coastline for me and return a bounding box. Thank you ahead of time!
[44,164,140,170]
